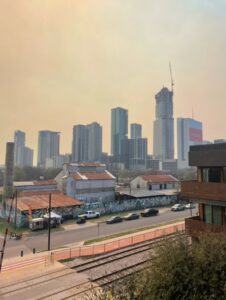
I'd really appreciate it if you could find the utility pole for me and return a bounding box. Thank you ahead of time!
[48,193,52,251]
[0,194,14,272]
[14,190,18,227]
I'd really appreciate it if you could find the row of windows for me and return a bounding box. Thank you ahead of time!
[75,187,115,194]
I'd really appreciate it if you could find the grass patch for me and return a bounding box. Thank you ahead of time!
[84,218,184,245]
[0,217,28,235]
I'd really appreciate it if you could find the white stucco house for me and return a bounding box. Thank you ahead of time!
[130,175,179,191]
[55,163,116,203]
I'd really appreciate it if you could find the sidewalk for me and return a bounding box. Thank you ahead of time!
[85,220,184,247]
[0,220,185,280]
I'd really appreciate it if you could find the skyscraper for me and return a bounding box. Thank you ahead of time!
[131,123,142,139]
[14,130,25,167]
[124,138,148,170]
[153,87,174,160]
[72,125,88,162]
[72,123,102,162]
[23,147,33,167]
[37,131,60,168]
[177,118,203,168]
[111,107,128,161]
[87,122,102,162]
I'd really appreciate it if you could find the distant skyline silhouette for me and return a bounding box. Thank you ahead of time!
[1,1,226,164]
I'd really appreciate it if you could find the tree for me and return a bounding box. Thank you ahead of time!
[88,234,226,300]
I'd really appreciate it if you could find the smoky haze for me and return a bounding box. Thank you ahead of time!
[0,0,226,164]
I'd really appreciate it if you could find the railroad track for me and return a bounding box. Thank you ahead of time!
[0,232,186,299]
[34,232,187,300]
[0,267,76,297]
[69,231,186,273]
[36,258,152,300]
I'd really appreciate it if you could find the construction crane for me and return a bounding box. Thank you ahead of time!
[169,62,174,94]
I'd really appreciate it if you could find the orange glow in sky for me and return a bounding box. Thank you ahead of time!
[0,1,226,164]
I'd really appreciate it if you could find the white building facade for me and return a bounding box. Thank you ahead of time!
[130,175,179,191]
[177,118,203,168]
[55,163,115,203]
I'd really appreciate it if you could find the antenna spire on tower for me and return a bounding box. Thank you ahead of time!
[169,62,174,94]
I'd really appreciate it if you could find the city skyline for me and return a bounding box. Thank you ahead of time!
[1,1,226,163]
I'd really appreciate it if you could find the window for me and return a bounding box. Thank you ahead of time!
[202,168,221,183]
[204,204,212,224]
[212,206,222,225]
[202,168,209,182]
[223,168,226,183]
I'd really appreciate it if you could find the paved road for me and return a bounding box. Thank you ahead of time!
[3,208,195,259]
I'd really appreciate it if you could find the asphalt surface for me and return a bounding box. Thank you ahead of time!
[2,208,195,259]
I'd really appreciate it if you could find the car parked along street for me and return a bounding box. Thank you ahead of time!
[106,216,123,224]
[124,213,140,221]
[171,204,185,211]
[141,208,159,217]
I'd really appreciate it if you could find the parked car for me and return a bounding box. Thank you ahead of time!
[78,211,100,219]
[141,208,159,217]
[185,203,196,209]
[124,213,140,221]
[76,217,86,224]
[171,204,185,211]
[106,216,123,224]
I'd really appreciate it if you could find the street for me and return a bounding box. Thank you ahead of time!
[2,208,195,259]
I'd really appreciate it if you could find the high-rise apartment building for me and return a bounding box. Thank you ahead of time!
[37,131,60,168]
[131,123,142,139]
[153,87,174,160]
[177,118,203,168]
[87,122,102,162]
[23,147,33,167]
[127,138,148,170]
[72,123,102,163]
[14,130,25,167]
[111,107,128,161]
[72,125,89,162]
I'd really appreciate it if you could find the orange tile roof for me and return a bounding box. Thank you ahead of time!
[20,190,61,196]
[69,171,115,181]
[10,193,83,211]
[32,180,57,186]
[140,175,178,183]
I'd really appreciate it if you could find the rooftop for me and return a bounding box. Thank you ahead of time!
[68,171,115,181]
[189,143,226,167]
[119,188,178,199]
[14,180,57,187]
[139,175,178,183]
[66,162,106,168]
[8,193,83,211]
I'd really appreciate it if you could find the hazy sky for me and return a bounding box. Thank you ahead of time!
[1,0,226,164]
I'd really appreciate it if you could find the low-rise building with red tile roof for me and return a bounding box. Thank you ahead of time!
[130,174,179,191]
[6,193,83,227]
[55,163,116,203]
[14,180,58,192]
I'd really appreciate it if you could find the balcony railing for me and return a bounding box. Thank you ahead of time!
[181,181,226,202]
[185,216,226,237]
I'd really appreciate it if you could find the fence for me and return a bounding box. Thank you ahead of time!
[53,222,185,260]
[1,222,185,273]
